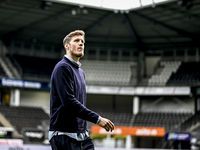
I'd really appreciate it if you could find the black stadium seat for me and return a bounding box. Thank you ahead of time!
[0,105,49,133]
[133,111,193,132]
[167,62,200,86]
[11,54,60,81]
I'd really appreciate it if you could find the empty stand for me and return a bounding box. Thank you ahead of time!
[87,109,133,131]
[133,111,193,132]
[81,60,135,86]
[11,55,135,86]
[0,104,197,137]
[0,105,49,133]
[87,110,196,133]
[148,61,181,86]
[0,121,3,127]
[167,62,200,86]
[0,65,7,78]
[12,54,59,81]
[180,113,200,132]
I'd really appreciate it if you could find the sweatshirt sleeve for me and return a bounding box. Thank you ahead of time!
[52,65,99,124]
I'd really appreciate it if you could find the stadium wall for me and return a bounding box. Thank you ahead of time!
[140,96,194,113]
[20,89,50,114]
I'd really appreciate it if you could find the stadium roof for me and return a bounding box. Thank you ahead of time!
[0,0,200,52]
[49,0,174,11]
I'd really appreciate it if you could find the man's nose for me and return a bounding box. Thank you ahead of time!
[79,41,83,45]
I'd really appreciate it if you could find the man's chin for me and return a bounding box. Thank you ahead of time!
[76,53,84,58]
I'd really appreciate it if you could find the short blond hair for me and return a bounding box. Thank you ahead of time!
[63,30,85,46]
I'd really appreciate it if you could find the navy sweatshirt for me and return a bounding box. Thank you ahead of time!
[49,56,99,133]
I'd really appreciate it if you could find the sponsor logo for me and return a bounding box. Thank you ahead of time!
[1,78,41,89]
[166,132,191,141]
[92,125,165,137]
[24,131,44,139]
[0,139,23,145]
[136,128,157,136]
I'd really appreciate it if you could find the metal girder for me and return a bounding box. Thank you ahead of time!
[0,0,8,4]
[84,11,113,32]
[1,6,76,42]
[158,5,200,21]
[123,13,147,51]
[131,11,198,41]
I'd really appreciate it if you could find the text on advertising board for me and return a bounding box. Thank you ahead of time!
[91,126,165,137]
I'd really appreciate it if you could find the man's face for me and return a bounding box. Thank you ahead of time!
[67,35,85,59]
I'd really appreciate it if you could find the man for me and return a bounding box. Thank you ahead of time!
[49,30,115,150]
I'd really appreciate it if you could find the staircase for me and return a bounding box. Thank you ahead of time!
[0,40,22,79]
[148,61,181,86]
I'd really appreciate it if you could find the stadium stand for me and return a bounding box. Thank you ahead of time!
[87,109,133,131]
[0,121,3,127]
[81,60,135,86]
[11,54,59,81]
[8,54,135,86]
[96,109,132,126]
[133,111,193,132]
[167,62,200,86]
[87,109,197,134]
[5,54,23,78]
[1,51,200,148]
[0,65,7,78]
[180,113,200,132]
[0,105,49,134]
[148,61,181,86]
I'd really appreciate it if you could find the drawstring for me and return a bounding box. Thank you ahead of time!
[80,141,83,149]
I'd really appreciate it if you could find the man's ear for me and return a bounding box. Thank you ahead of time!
[65,44,69,50]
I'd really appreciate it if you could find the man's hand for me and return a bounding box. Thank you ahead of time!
[98,117,115,132]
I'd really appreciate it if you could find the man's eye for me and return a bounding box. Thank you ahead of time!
[74,39,84,43]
